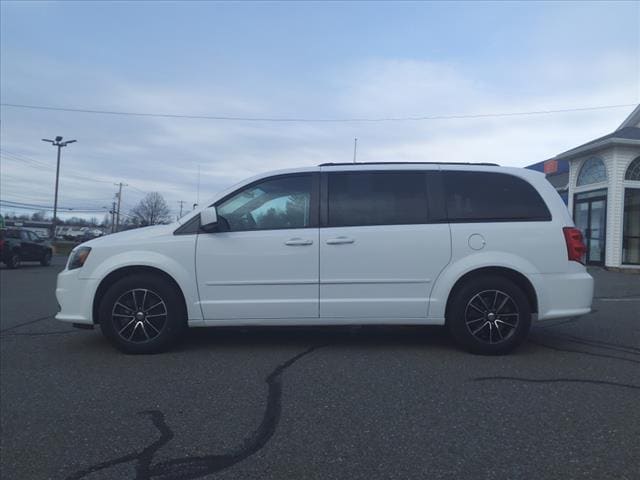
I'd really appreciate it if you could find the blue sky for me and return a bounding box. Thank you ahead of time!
[1,1,638,220]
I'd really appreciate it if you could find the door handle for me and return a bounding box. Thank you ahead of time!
[326,236,355,245]
[285,238,313,246]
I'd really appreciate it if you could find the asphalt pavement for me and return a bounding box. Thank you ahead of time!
[1,256,639,480]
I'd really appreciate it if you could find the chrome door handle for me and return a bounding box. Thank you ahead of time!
[326,236,355,245]
[285,238,313,246]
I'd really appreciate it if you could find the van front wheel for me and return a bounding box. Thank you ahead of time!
[447,275,531,355]
[98,273,186,354]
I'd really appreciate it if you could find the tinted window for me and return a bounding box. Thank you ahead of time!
[443,171,551,222]
[327,172,428,227]
[3,229,20,239]
[217,174,314,232]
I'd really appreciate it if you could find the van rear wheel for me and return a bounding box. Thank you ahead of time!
[98,273,186,354]
[447,275,531,355]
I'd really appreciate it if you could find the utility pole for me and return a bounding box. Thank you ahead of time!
[114,182,128,232]
[111,200,117,234]
[353,137,358,163]
[177,200,186,219]
[42,136,77,238]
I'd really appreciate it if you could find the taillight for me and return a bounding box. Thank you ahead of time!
[563,227,587,263]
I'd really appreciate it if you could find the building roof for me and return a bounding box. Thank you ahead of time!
[567,126,640,150]
[556,125,640,160]
[617,104,640,130]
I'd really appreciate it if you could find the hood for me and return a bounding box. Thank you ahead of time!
[79,223,177,248]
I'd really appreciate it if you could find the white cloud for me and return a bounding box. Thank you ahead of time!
[1,51,638,220]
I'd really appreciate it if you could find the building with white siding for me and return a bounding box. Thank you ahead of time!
[555,105,640,269]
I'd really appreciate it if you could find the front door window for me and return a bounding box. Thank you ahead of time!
[217,175,313,231]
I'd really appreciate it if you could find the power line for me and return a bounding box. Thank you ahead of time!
[1,102,636,123]
[1,149,150,195]
[1,151,51,170]
[128,184,149,195]
[1,199,106,210]
[0,199,107,211]
[0,204,108,214]
[1,152,114,185]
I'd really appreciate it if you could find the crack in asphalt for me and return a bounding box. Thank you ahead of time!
[0,330,78,338]
[529,338,640,365]
[537,332,640,355]
[65,344,325,480]
[473,376,640,391]
[0,314,56,333]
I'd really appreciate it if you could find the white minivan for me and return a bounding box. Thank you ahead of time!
[56,163,593,355]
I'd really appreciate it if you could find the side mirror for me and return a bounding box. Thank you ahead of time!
[200,206,218,231]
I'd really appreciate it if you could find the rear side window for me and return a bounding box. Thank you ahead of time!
[327,172,428,227]
[443,171,551,222]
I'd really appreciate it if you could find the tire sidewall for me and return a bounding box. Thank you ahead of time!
[99,273,186,354]
[8,252,20,269]
[447,275,532,355]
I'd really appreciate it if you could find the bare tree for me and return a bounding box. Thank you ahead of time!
[31,210,46,221]
[131,192,171,226]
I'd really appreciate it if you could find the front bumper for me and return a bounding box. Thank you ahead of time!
[532,270,594,320]
[55,268,98,325]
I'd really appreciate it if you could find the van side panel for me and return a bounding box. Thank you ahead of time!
[428,167,590,322]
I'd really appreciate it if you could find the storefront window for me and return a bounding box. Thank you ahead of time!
[625,157,640,181]
[577,157,607,186]
[622,188,640,265]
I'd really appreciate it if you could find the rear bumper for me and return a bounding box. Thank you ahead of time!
[531,270,594,320]
[55,268,97,325]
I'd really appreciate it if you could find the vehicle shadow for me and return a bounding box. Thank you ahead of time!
[176,324,455,352]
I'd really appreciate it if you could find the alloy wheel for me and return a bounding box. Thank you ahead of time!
[464,289,520,344]
[111,289,168,343]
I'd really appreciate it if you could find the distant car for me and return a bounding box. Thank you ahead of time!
[56,163,593,355]
[0,228,53,268]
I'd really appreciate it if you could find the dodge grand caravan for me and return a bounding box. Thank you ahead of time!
[56,163,593,354]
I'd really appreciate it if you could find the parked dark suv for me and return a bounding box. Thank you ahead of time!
[0,228,53,269]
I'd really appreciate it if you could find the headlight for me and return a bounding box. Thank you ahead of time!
[68,247,91,270]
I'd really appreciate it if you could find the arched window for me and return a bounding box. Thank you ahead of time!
[625,156,640,181]
[577,157,607,186]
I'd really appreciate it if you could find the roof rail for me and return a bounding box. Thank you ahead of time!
[318,161,500,167]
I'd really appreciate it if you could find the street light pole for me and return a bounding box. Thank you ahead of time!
[42,136,76,238]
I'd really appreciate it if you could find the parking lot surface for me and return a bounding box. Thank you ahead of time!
[1,256,639,480]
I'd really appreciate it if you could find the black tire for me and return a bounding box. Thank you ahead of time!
[40,250,52,266]
[6,251,21,269]
[447,275,531,355]
[98,273,187,354]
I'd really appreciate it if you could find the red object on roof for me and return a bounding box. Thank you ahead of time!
[544,159,558,174]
